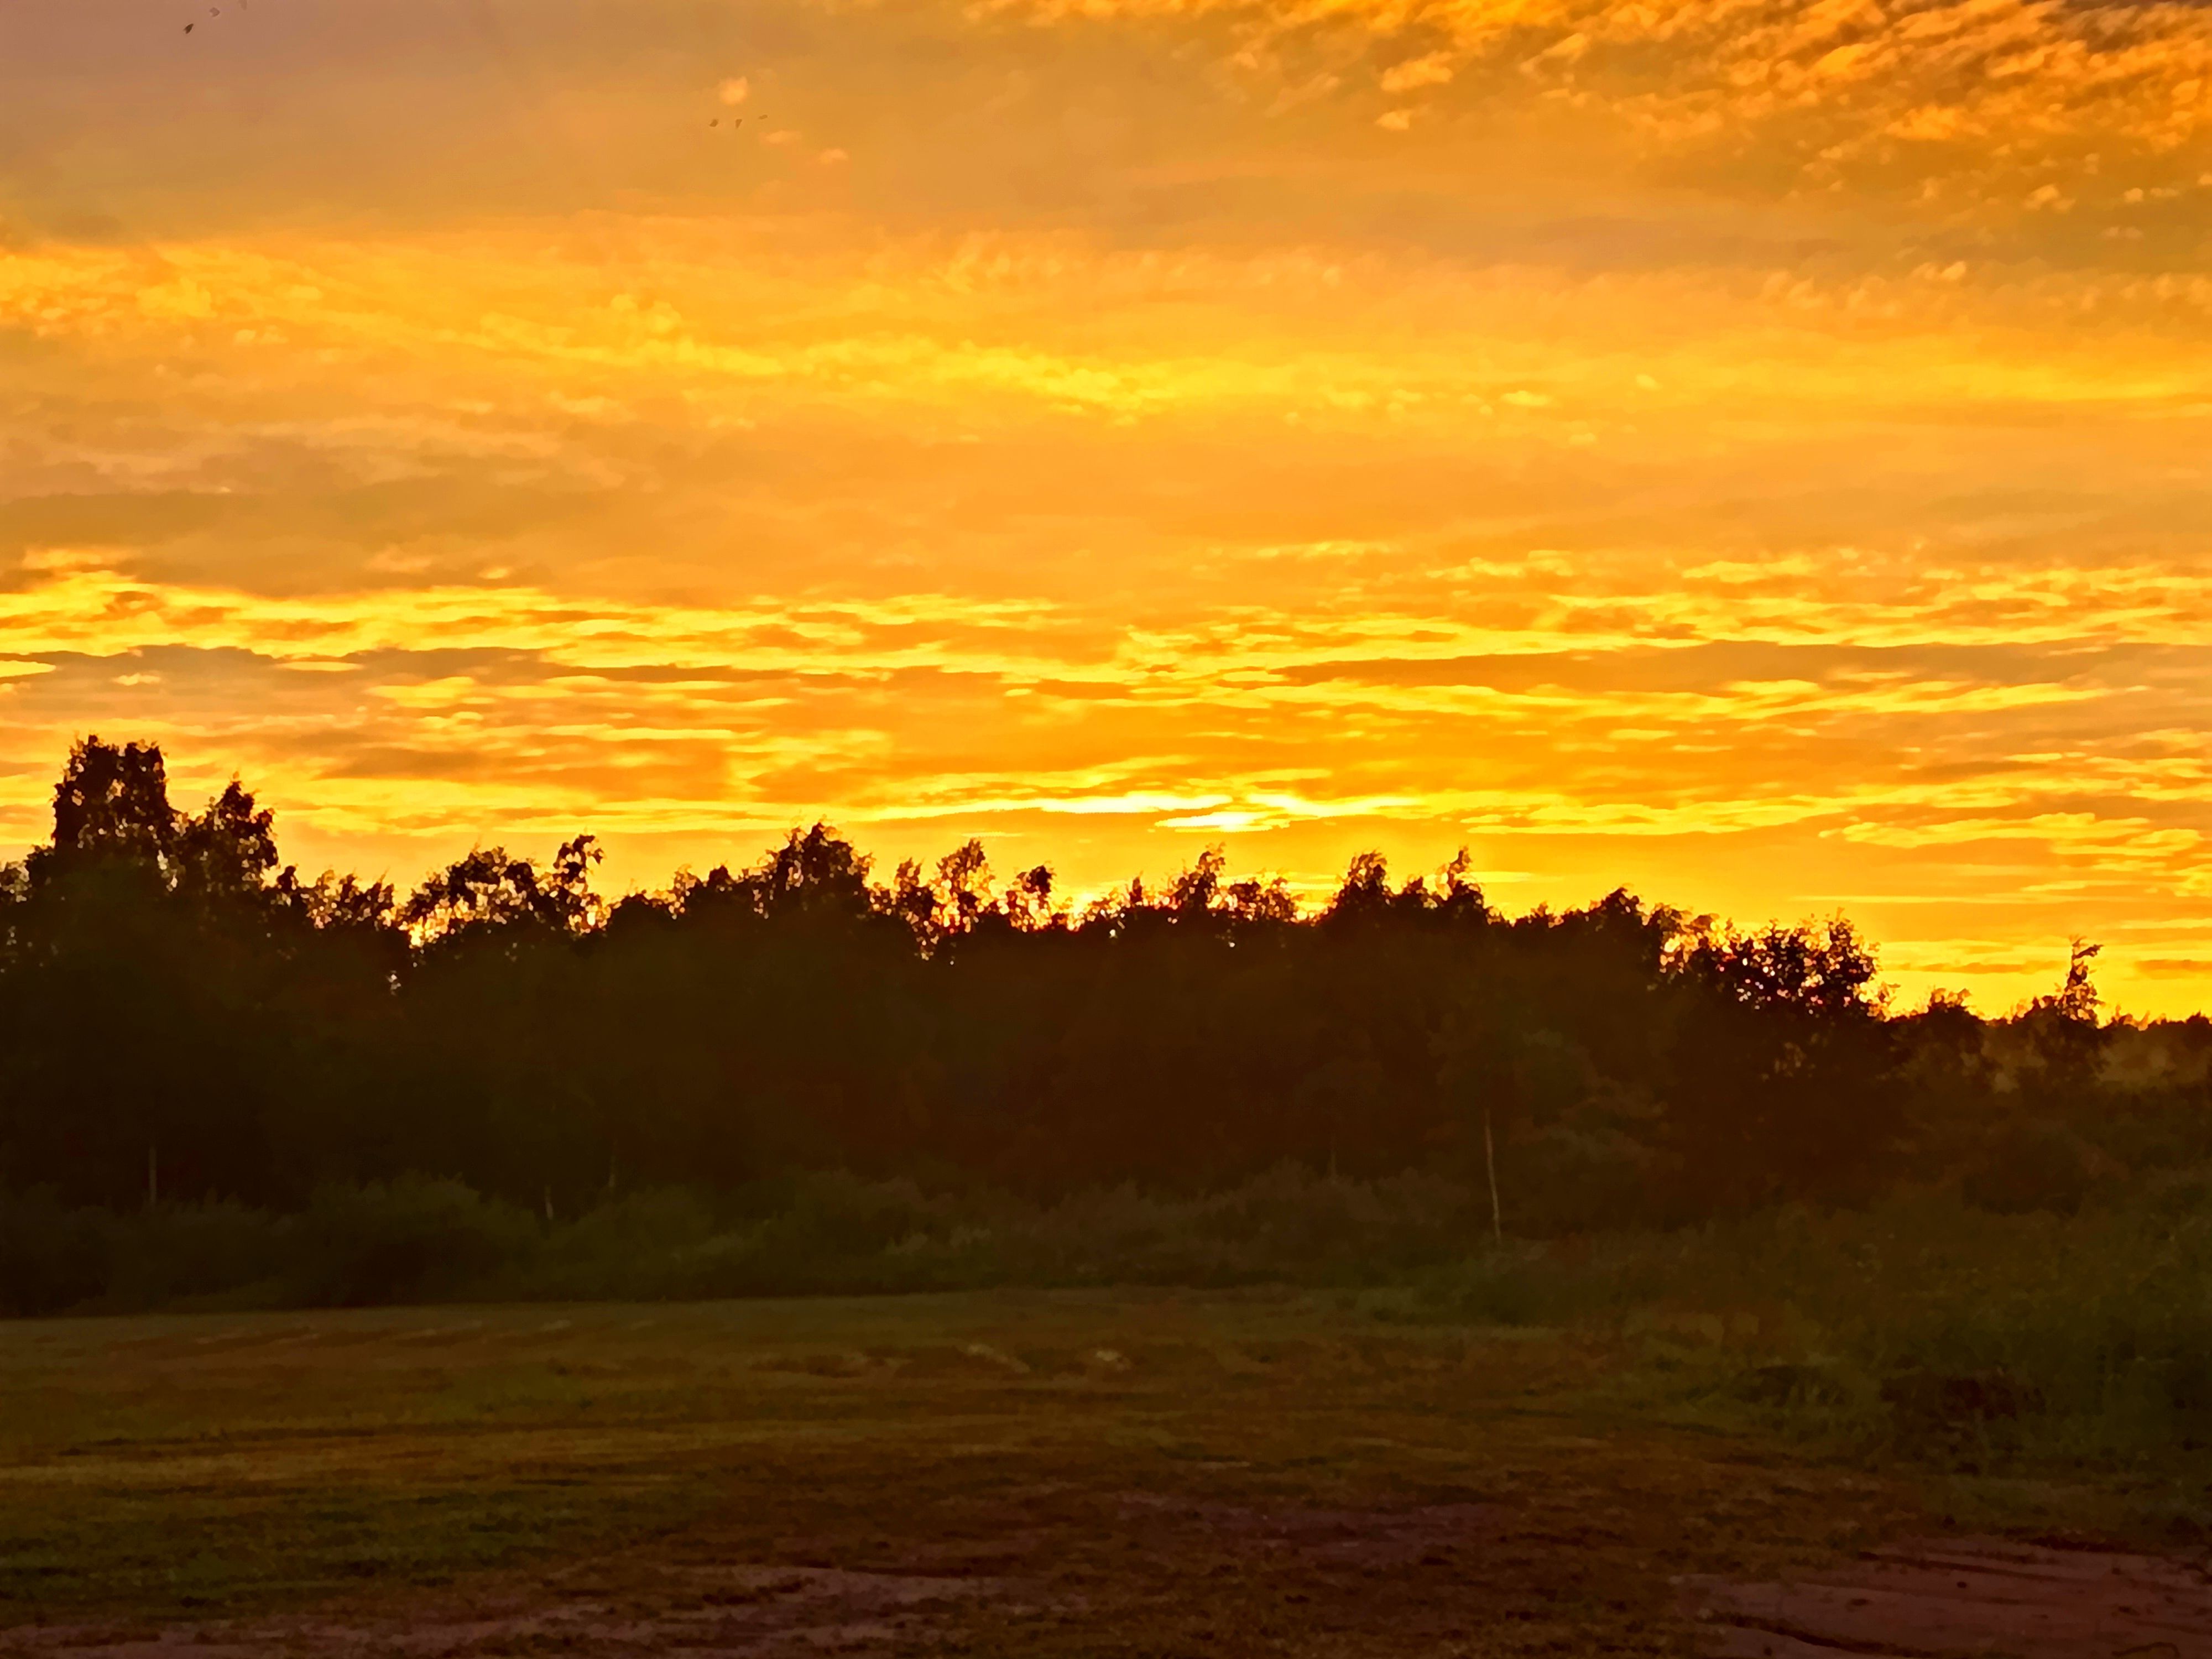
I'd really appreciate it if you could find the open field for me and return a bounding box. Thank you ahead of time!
[5,1290,2210,1657]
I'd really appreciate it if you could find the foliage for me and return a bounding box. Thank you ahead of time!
[0,739,2205,1254]
[13,1165,2212,1520]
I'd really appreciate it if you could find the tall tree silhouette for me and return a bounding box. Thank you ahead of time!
[0,739,2167,1243]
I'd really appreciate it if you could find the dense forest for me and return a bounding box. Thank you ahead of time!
[2,737,2209,1312]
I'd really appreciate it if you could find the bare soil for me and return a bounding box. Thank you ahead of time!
[19,1515,2212,1658]
[1686,1537,2212,1658]
[0,1563,1000,1658]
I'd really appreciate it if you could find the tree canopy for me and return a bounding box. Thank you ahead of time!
[1,740,2201,1229]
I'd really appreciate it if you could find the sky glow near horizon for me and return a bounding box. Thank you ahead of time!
[4,0,2212,1014]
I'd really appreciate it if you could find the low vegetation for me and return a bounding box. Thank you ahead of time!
[6,1167,2211,1527]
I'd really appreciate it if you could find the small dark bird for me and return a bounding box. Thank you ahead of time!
[709,118,719,127]
[184,20,194,29]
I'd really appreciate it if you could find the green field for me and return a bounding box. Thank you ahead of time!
[0,1286,2138,1657]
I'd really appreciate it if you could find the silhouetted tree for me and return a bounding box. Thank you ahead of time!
[174,781,280,905]
[0,740,2176,1244]
[29,737,176,886]
[2017,938,2106,1099]
[1667,916,1897,1207]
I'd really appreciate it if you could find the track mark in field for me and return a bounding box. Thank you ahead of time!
[1116,1493,1506,1571]
[0,1564,1002,1658]
[1683,1536,2212,1657]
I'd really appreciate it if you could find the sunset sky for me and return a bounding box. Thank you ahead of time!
[4,0,2211,1014]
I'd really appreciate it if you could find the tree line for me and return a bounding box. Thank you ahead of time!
[3,738,2206,1232]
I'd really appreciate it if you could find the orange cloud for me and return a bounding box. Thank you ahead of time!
[2,0,2209,1018]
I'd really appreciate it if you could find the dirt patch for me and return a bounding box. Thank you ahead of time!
[1117,1493,1506,1571]
[0,1564,1001,1658]
[0,1499,1525,1658]
[1683,1536,2212,1657]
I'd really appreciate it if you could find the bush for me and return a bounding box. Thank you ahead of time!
[101,1200,282,1308]
[534,1187,718,1299]
[283,1177,540,1307]
[0,1190,109,1316]
[1963,1120,2095,1215]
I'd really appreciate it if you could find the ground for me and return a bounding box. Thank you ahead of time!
[1,1291,2205,1656]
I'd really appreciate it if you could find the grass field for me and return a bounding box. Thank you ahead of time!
[9,1286,2190,1657]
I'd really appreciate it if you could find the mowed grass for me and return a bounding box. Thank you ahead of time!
[0,1288,2118,1655]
